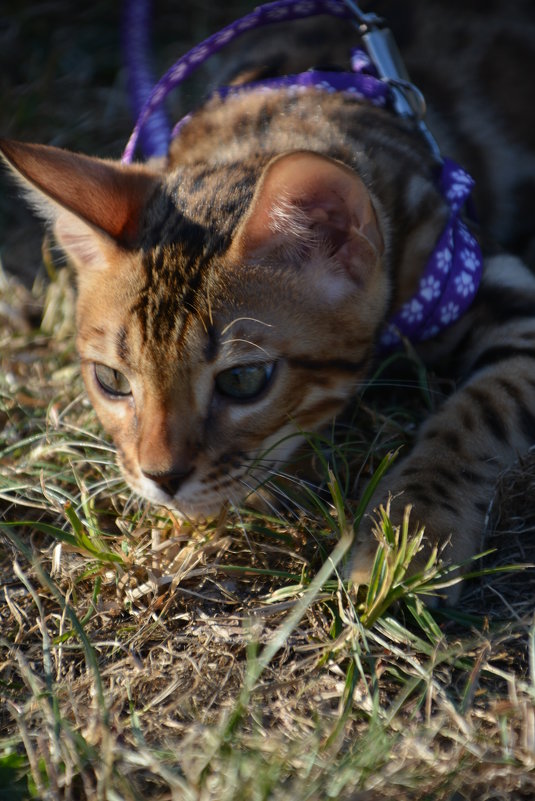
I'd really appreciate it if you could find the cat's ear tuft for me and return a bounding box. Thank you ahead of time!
[0,138,160,267]
[231,150,384,284]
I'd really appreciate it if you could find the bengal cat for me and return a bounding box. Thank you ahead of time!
[2,0,535,601]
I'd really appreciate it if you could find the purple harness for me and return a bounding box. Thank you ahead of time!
[122,0,482,350]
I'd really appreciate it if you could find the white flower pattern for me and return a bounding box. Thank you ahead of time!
[422,324,440,338]
[435,247,452,273]
[460,248,479,272]
[315,81,336,92]
[169,63,187,81]
[401,298,424,324]
[446,183,469,201]
[237,17,258,30]
[454,271,476,297]
[450,169,472,186]
[190,46,209,63]
[345,87,365,100]
[457,222,473,244]
[150,85,167,103]
[440,302,460,325]
[419,275,442,301]
[214,29,236,44]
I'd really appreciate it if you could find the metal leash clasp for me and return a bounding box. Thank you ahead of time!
[342,0,442,158]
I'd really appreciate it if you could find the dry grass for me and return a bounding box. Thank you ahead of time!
[1,3,535,800]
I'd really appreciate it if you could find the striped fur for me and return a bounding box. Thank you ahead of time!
[1,3,534,601]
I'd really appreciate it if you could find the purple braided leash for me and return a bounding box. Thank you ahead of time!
[122,0,171,158]
[122,0,355,164]
[121,0,483,348]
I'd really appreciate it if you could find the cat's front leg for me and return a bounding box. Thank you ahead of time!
[349,255,535,603]
[348,403,500,604]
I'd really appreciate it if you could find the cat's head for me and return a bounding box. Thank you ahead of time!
[1,140,388,518]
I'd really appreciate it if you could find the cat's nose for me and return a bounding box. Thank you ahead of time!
[142,467,194,497]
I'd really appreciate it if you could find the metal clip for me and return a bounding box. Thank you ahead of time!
[342,0,442,159]
[360,27,415,116]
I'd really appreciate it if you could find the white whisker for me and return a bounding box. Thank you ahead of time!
[221,317,273,335]
[220,337,271,356]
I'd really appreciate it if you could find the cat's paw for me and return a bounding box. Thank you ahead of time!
[347,489,465,606]
[346,530,380,586]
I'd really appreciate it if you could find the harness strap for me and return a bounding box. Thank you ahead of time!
[121,0,483,350]
[122,0,359,164]
[381,158,483,350]
[171,52,392,140]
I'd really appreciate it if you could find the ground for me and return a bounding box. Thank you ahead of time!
[1,3,534,800]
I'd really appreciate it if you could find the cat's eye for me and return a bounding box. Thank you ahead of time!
[215,363,274,401]
[94,363,132,397]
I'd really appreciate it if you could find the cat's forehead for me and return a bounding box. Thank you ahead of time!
[128,244,280,349]
[140,162,258,251]
[91,246,306,362]
[76,242,260,356]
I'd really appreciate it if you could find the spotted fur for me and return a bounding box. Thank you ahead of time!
[1,2,535,602]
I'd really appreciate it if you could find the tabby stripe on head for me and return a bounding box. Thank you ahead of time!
[204,324,219,362]
[116,325,130,363]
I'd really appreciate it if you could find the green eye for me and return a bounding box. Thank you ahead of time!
[94,363,131,397]
[215,363,275,401]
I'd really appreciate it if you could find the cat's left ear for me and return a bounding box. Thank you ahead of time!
[230,150,384,284]
[0,138,160,268]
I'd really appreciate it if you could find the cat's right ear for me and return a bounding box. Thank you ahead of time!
[229,150,384,293]
[0,139,159,268]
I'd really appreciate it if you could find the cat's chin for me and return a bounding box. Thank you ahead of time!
[157,504,222,523]
[135,488,231,521]
[130,476,281,522]
[151,488,291,522]
[125,475,239,520]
